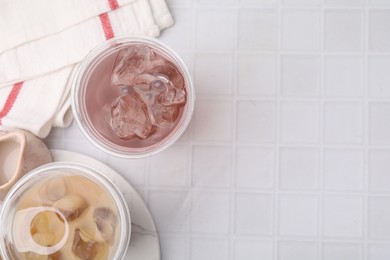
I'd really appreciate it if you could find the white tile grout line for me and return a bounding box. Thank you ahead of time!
[318,0,325,258]
[363,0,369,259]
[182,2,195,259]
[188,0,196,259]
[274,0,282,259]
[146,186,390,196]
[144,156,152,205]
[193,93,390,102]
[228,2,239,260]
[184,140,390,149]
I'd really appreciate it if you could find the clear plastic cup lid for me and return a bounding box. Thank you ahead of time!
[71,36,195,158]
[0,162,130,260]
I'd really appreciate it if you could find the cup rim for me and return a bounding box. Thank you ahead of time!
[71,36,195,158]
[0,161,131,260]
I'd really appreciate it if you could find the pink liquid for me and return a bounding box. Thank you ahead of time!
[83,44,188,151]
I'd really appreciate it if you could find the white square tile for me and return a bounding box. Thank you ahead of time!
[324,149,364,191]
[197,0,236,4]
[191,238,229,260]
[240,0,276,4]
[148,191,189,232]
[160,8,193,51]
[235,146,275,189]
[281,0,320,4]
[237,101,276,142]
[281,55,320,97]
[191,191,230,234]
[324,55,364,97]
[324,102,363,144]
[369,56,390,97]
[323,195,363,237]
[192,145,231,188]
[45,126,64,139]
[278,241,318,260]
[238,9,277,50]
[237,54,277,96]
[196,9,235,51]
[323,243,363,260]
[135,188,147,201]
[279,194,318,236]
[368,196,390,238]
[370,0,390,4]
[63,140,106,163]
[369,150,390,191]
[280,101,320,143]
[192,99,232,141]
[235,193,274,235]
[369,102,390,144]
[160,236,188,260]
[149,145,188,187]
[368,244,390,260]
[44,140,63,151]
[281,9,320,50]
[279,147,319,190]
[194,54,233,95]
[369,10,390,51]
[107,156,145,186]
[64,121,84,138]
[325,10,363,51]
[234,239,273,260]
[166,0,192,5]
[325,0,364,5]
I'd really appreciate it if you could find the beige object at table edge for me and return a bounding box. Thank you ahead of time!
[0,130,52,200]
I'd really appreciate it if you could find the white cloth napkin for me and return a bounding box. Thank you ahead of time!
[0,0,173,138]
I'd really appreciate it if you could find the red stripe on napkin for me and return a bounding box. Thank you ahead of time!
[0,81,24,125]
[99,13,115,40]
[108,0,119,10]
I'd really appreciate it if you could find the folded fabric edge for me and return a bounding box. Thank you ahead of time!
[0,66,74,138]
[0,0,174,86]
[0,0,176,138]
[0,0,138,55]
[156,12,175,30]
[149,0,175,30]
[53,98,73,128]
[53,65,77,128]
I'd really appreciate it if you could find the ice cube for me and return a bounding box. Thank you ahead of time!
[133,79,168,104]
[38,177,67,203]
[158,88,186,107]
[110,94,155,139]
[133,73,158,86]
[152,104,180,126]
[93,208,117,245]
[151,79,169,93]
[72,229,99,260]
[148,61,184,90]
[133,84,163,106]
[20,251,62,260]
[21,252,47,260]
[53,195,87,221]
[134,81,166,122]
[48,252,61,260]
[111,45,152,86]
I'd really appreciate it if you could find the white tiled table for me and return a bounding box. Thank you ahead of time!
[45,0,390,259]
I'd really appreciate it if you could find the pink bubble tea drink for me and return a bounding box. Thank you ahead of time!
[72,37,195,158]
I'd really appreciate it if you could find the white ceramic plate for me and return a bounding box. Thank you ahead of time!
[51,149,160,260]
